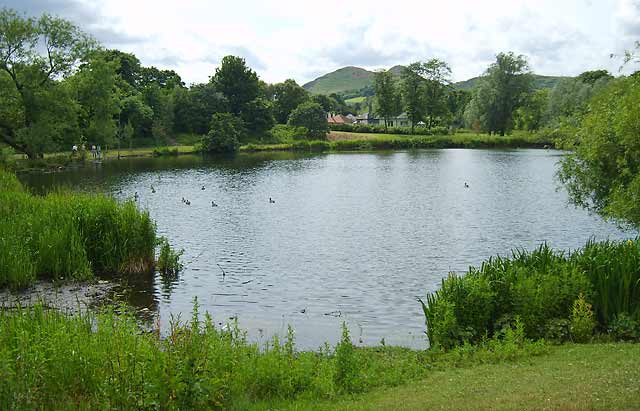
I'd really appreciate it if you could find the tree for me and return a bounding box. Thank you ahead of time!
[202,113,245,153]
[69,54,120,147]
[373,70,401,131]
[240,97,274,140]
[0,8,94,157]
[211,55,260,115]
[173,83,228,135]
[514,89,549,132]
[100,49,142,90]
[400,63,427,133]
[469,52,533,135]
[546,74,611,128]
[271,79,308,123]
[421,59,452,129]
[311,94,336,112]
[447,89,471,129]
[577,70,613,85]
[558,75,640,228]
[287,102,329,139]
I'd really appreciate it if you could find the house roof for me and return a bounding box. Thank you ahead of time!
[327,114,353,124]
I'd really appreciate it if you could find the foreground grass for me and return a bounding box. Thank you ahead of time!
[252,343,640,411]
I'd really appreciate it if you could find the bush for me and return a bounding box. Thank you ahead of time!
[608,312,640,341]
[203,113,245,153]
[422,240,640,349]
[570,293,596,342]
[287,102,329,139]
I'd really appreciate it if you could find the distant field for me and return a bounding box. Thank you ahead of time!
[345,96,366,104]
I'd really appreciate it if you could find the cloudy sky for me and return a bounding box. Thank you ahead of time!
[4,0,640,85]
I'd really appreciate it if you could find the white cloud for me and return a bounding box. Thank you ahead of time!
[6,0,640,84]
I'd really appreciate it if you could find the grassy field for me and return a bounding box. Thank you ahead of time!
[247,343,640,411]
[345,96,367,104]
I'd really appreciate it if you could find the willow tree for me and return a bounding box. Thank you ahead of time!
[0,8,94,158]
[468,52,532,136]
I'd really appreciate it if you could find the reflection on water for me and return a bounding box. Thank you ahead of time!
[19,149,634,349]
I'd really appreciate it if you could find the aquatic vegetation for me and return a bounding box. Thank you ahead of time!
[157,237,184,275]
[422,240,640,349]
[0,169,156,288]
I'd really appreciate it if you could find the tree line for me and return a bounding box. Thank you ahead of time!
[1,8,638,160]
[0,9,342,157]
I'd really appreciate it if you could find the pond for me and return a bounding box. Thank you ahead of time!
[19,149,633,349]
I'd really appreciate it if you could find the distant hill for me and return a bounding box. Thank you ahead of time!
[303,66,570,97]
[303,66,376,95]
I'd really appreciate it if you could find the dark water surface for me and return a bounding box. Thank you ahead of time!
[19,149,633,349]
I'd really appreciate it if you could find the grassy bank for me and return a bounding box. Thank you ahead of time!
[2,132,554,172]
[242,131,555,152]
[255,343,640,411]
[0,170,156,288]
[0,298,548,410]
[1,300,637,410]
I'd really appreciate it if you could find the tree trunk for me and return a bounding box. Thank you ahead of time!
[0,131,37,159]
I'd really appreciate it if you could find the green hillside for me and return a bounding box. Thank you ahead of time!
[303,66,570,97]
[303,66,376,95]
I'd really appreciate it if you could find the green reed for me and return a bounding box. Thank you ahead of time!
[0,170,156,288]
[422,240,640,349]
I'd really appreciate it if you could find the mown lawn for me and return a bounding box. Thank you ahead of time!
[242,343,640,411]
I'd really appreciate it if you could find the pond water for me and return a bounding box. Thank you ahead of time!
[19,149,634,349]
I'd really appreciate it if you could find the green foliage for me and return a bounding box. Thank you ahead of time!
[607,312,640,341]
[514,89,549,132]
[157,237,184,275]
[334,323,359,393]
[0,169,156,288]
[271,79,309,124]
[373,70,401,130]
[558,75,640,228]
[570,293,595,342]
[570,239,640,327]
[212,55,261,115]
[203,113,245,153]
[287,101,329,139]
[422,240,640,349]
[0,8,94,158]
[400,63,427,132]
[464,52,532,135]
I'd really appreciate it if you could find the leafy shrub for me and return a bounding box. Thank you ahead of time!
[334,323,360,393]
[570,293,596,342]
[288,102,329,139]
[608,313,639,341]
[203,113,245,153]
[422,240,640,348]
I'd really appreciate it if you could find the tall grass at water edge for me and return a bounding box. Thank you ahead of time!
[0,298,548,410]
[0,169,156,288]
[422,240,640,349]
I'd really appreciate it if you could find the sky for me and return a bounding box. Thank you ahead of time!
[4,0,640,86]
